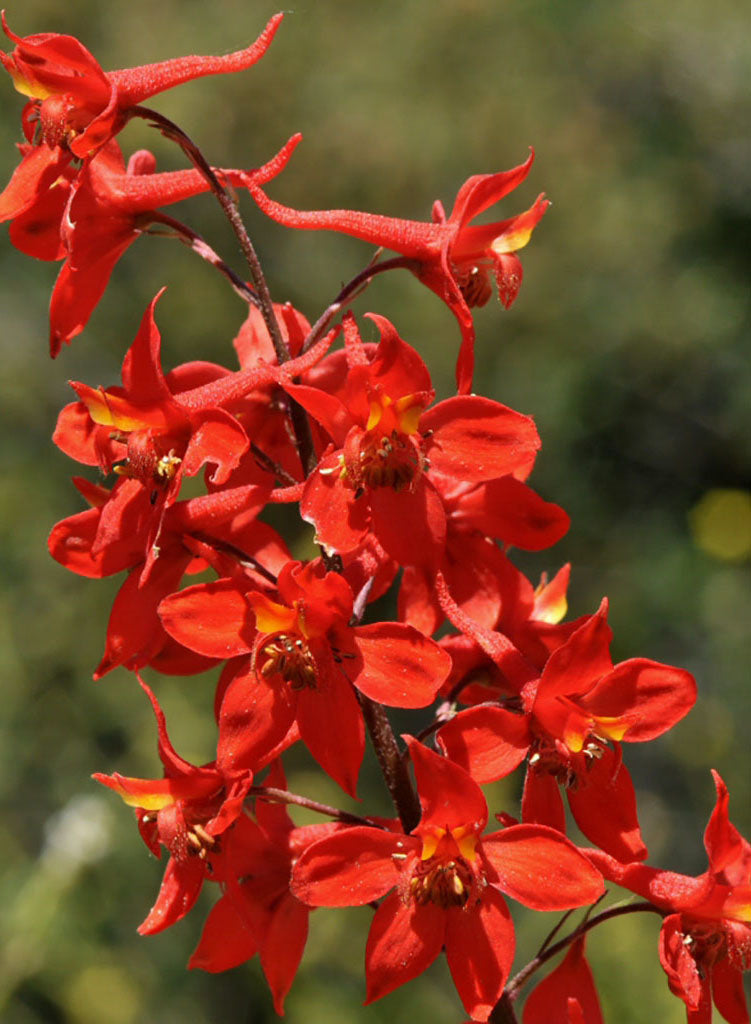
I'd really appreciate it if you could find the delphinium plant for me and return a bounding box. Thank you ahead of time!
[2,12,747,1023]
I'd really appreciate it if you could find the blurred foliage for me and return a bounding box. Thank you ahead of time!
[0,0,749,1021]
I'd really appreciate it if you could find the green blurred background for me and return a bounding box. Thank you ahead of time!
[1,0,749,1021]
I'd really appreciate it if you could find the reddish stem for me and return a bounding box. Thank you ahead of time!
[249,785,382,828]
[503,900,661,1003]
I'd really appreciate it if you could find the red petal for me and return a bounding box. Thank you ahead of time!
[522,768,566,834]
[0,144,69,222]
[188,893,259,972]
[482,824,604,910]
[48,238,133,354]
[260,893,310,1015]
[365,313,433,398]
[422,396,540,483]
[292,826,405,906]
[181,407,250,484]
[406,737,488,836]
[138,856,204,935]
[449,153,536,229]
[159,579,253,658]
[438,531,510,629]
[436,706,531,784]
[296,649,365,796]
[283,381,354,446]
[566,747,647,862]
[94,555,189,678]
[217,658,296,774]
[704,771,751,883]
[301,462,370,554]
[365,891,445,1004]
[711,957,749,1024]
[398,564,443,635]
[458,476,570,551]
[534,601,612,704]
[522,936,603,1024]
[350,622,450,708]
[659,913,707,1013]
[369,476,446,568]
[445,886,515,1021]
[578,658,696,742]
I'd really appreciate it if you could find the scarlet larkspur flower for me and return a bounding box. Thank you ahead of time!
[54,288,332,536]
[58,291,247,498]
[248,150,548,392]
[159,559,452,795]
[0,133,300,354]
[437,599,697,861]
[429,560,580,705]
[1,11,284,157]
[188,761,342,1014]
[292,737,603,1021]
[93,677,254,935]
[398,475,570,637]
[49,481,285,678]
[286,313,540,568]
[587,772,751,1024]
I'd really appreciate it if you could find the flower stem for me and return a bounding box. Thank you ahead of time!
[146,212,259,307]
[358,695,421,834]
[503,900,661,1002]
[249,785,382,827]
[300,254,420,354]
[489,993,519,1024]
[132,106,318,479]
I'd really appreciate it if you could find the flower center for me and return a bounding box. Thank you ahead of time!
[259,633,318,689]
[528,735,606,790]
[682,917,751,974]
[409,855,475,909]
[454,263,493,307]
[354,429,424,493]
[112,432,183,491]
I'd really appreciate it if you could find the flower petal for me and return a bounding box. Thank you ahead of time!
[445,886,516,1021]
[483,824,604,910]
[350,622,450,708]
[260,893,310,1015]
[566,747,647,863]
[422,396,540,483]
[522,936,603,1024]
[406,737,488,836]
[188,893,259,972]
[577,658,696,742]
[437,705,531,784]
[365,890,445,1004]
[292,826,407,906]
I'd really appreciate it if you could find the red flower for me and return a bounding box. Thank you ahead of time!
[159,559,452,795]
[54,289,252,571]
[1,12,283,157]
[428,561,579,703]
[287,313,540,567]
[54,288,329,518]
[188,761,341,1014]
[437,599,697,861]
[292,737,603,1021]
[0,133,299,354]
[49,481,282,678]
[587,772,751,1024]
[398,476,570,637]
[93,678,253,935]
[248,151,548,392]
